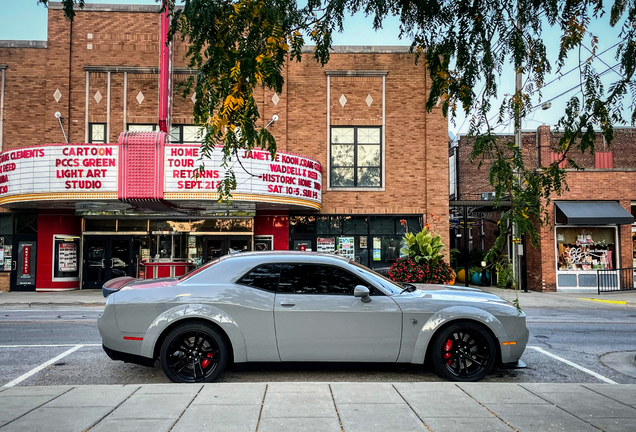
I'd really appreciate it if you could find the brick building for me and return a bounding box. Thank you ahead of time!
[0,3,448,291]
[454,126,636,292]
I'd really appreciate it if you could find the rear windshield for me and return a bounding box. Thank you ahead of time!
[179,259,220,281]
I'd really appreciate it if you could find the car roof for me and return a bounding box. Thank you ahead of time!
[220,251,351,263]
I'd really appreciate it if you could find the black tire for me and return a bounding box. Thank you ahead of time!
[160,321,228,383]
[430,321,496,382]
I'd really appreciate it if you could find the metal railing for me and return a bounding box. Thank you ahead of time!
[597,267,636,294]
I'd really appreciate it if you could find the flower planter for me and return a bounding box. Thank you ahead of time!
[471,272,490,286]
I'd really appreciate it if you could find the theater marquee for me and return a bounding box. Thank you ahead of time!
[0,142,322,210]
[0,145,119,204]
[163,145,322,208]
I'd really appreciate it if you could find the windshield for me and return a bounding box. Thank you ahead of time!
[179,258,220,281]
[349,261,403,295]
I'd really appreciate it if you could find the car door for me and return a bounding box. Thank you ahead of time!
[274,263,402,362]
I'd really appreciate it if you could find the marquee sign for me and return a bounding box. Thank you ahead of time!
[0,142,322,210]
[0,145,119,202]
[163,145,322,208]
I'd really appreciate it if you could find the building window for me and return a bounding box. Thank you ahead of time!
[556,227,616,271]
[127,124,157,132]
[170,125,204,144]
[330,127,381,188]
[88,123,106,143]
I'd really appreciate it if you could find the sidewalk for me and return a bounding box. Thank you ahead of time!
[1,285,636,308]
[1,382,635,432]
[0,289,106,307]
[479,286,636,308]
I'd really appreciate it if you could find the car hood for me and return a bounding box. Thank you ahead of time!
[398,284,510,305]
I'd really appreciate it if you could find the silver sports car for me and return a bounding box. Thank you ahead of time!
[98,251,528,383]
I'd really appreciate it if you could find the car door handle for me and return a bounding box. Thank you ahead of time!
[280,302,296,307]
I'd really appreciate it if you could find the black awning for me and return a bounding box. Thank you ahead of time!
[555,201,634,225]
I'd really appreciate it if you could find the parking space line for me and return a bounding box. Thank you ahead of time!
[0,344,101,348]
[2,345,85,387]
[527,345,617,384]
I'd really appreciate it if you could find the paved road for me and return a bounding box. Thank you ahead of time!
[1,305,634,387]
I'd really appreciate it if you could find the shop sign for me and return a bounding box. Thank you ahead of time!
[164,146,322,207]
[0,145,118,199]
[22,245,30,276]
[317,238,335,254]
[338,237,355,259]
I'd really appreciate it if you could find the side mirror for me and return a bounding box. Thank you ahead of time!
[354,285,371,303]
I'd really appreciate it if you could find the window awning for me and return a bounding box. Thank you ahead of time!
[555,201,634,225]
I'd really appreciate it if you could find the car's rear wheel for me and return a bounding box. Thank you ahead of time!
[430,321,496,382]
[160,321,227,383]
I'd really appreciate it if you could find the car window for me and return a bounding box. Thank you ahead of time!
[237,264,281,292]
[349,261,403,295]
[278,264,381,295]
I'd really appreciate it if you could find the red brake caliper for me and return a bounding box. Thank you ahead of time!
[201,353,213,368]
[443,339,453,365]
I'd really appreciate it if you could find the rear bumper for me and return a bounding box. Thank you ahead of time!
[102,344,155,367]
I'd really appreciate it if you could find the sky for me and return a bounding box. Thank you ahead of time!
[0,0,629,138]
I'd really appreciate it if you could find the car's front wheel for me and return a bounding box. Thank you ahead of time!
[160,321,227,383]
[430,321,496,382]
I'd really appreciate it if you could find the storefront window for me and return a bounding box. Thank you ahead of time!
[84,219,117,232]
[152,234,186,260]
[342,216,367,235]
[291,215,420,269]
[0,236,11,272]
[370,217,395,235]
[0,215,13,235]
[189,219,253,232]
[290,216,316,234]
[556,227,616,271]
[370,236,406,269]
[53,236,80,279]
[316,216,342,234]
[15,214,37,234]
[117,219,148,232]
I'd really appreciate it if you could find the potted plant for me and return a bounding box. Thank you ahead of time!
[387,226,454,284]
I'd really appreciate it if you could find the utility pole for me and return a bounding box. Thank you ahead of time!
[512,8,523,291]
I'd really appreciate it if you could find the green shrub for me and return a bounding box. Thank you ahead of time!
[400,228,445,266]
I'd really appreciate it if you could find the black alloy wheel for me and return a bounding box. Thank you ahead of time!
[430,321,496,382]
[160,322,227,383]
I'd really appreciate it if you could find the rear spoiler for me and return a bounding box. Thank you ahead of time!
[102,276,136,298]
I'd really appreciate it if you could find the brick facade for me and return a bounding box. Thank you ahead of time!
[457,126,636,292]
[0,3,449,290]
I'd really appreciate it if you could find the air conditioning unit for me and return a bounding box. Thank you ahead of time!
[481,192,496,201]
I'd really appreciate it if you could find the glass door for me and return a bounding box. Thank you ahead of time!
[205,238,227,261]
[83,238,107,289]
[202,235,253,262]
[82,236,135,289]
